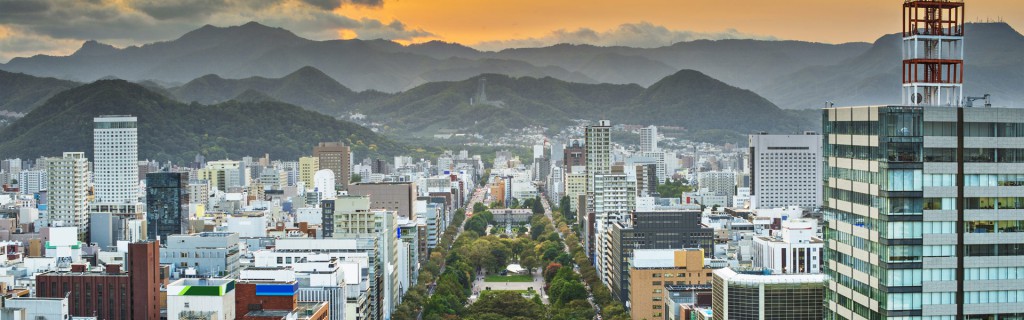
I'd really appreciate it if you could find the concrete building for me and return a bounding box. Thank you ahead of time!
[564,171,586,215]
[314,142,351,191]
[348,182,417,219]
[161,232,241,279]
[748,132,823,209]
[92,115,138,204]
[0,297,70,320]
[711,268,826,320]
[490,208,533,225]
[299,156,320,190]
[628,248,714,320]
[697,171,736,205]
[751,219,822,274]
[146,172,190,243]
[17,170,46,195]
[640,125,659,153]
[167,278,237,320]
[47,152,89,239]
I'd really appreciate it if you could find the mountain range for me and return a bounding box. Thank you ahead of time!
[0,21,865,95]
[0,80,406,163]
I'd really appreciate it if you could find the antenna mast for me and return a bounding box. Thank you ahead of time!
[902,0,965,106]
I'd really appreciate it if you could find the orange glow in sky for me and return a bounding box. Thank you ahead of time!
[342,0,1023,45]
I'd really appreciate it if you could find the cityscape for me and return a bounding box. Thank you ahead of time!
[0,0,1022,320]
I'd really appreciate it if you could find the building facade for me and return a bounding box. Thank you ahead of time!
[93,115,138,204]
[146,172,190,243]
[47,152,90,239]
[712,268,825,320]
[823,105,1024,319]
[348,182,417,220]
[314,142,352,191]
[628,248,714,320]
[161,232,241,279]
[748,132,823,209]
[605,210,714,302]
[299,156,320,189]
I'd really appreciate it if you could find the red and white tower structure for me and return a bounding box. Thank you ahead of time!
[902,0,964,106]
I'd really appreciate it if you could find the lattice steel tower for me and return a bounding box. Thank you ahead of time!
[902,0,964,106]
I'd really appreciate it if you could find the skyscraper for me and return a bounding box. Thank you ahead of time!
[748,132,823,209]
[146,172,190,243]
[93,116,138,204]
[823,104,1024,319]
[314,142,351,191]
[48,152,90,240]
[584,120,611,257]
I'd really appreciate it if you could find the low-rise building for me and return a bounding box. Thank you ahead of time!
[167,278,237,320]
[628,248,716,320]
[710,267,826,320]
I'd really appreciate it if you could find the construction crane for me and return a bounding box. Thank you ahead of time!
[964,94,992,108]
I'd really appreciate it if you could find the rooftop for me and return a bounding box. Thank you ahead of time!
[714,267,826,285]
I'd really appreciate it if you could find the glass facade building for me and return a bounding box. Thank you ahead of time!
[824,105,1024,319]
[146,172,189,243]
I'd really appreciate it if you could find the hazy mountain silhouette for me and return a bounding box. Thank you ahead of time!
[761,23,1024,109]
[0,80,406,162]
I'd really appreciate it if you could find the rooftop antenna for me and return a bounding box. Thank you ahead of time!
[902,0,965,107]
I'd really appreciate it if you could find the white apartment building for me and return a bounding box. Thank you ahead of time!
[47,152,89,237]
[747,132,822,209]
[18,170,46,195]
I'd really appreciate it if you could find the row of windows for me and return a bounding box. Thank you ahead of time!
[966,197,1024,210]
[887,292,955,311]
[966,221,1024,233]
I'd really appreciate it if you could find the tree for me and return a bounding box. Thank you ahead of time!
[520,251,536,272]
[531,198,544,215]
[350,174,362,183]
[465,291,543,319]
[473,202,488,214]
[549,278,587,305]
[712,204,720,212]
[543,262,563,284]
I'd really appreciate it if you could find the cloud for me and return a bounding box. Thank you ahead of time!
[0,0,427,62]
[472,22,777,51]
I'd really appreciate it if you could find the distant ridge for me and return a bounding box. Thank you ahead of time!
[0,80,407,162]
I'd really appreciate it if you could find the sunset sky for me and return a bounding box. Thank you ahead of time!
[0,0,1021,62]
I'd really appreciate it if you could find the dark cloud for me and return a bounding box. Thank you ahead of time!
[299,0,342,11]
[349,0,383,7]
[473,22,775,51]
[133,0,231,20]
[0,0,50,14]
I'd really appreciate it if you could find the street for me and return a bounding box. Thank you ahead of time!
[539,193,601,318]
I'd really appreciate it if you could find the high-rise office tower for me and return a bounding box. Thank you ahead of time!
[314,142,351,191]
[584,121,612,258]
[823,104,1024,319]
[93,116,138,204]
[748,132,823,209]
[146,172,190,243]
[823,2,997,319]
[564,138,586,168]
[640,125,659,153]
[48,152,90,240]
[298,156,319,189]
